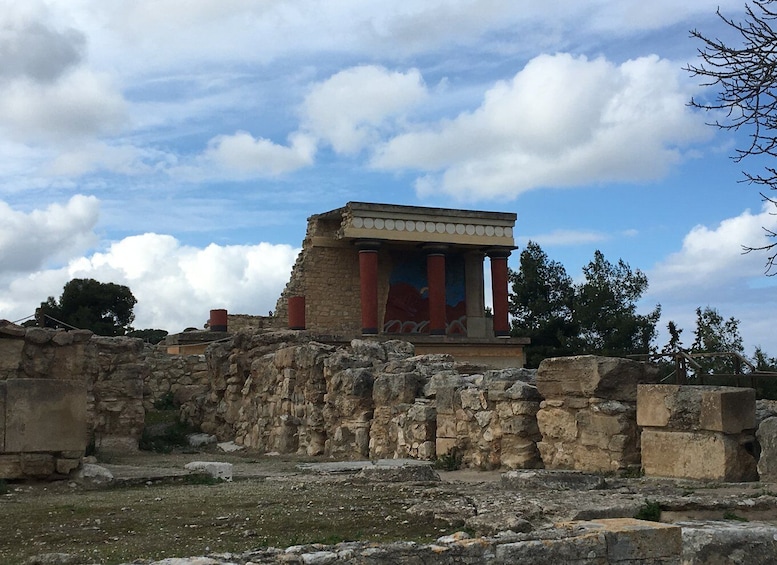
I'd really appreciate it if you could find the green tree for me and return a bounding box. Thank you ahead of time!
[572,250,661,357]
[40,278,137,336]
[690,306,744,375]
[509,241,577,367]
[126,328,168,344]
[687,1,777,271]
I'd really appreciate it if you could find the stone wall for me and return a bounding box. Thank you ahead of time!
[637,384,758,481]
[535,356,660,473]
[142,346,209,412]
[274,214,391,335]
[184,332,542,468]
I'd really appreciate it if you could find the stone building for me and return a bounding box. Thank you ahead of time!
[274,202,529,367]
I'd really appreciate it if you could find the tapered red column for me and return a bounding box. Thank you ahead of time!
[426,247,447,335]
[465,252,487,337]
[357,241,380,334]
[488,249,511,337]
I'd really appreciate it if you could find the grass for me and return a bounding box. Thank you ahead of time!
[432,449,462,471]
[0,477,452,564]
[722,511,749,522]
[634,500,662,522]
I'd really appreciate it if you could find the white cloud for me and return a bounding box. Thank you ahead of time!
[650,204,777,295]
[0,67,127,143]
[371,53,710,200]
[520,229,608,247]
[302,65,428,154]
[0,233,300,332]
[0,195,99,273]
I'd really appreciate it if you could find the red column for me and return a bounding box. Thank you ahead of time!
[426,249,447,335]
[288,296,306,330]
[488,250,511,337]
[209,309,227,332]
[357,242,380,334]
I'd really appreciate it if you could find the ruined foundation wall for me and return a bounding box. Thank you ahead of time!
[0,323,149,478]
[189,333,543,468]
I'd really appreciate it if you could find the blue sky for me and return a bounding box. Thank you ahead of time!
[2,0,776,356]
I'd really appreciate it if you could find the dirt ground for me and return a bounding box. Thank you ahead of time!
[2,447,776,565]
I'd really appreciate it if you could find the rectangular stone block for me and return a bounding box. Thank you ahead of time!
[638,385,756,434]
[0,454,22,479]
[641,429,758,482]
[0,381,5,451]
[5,379,88,453]
[700,387,756,433]
[559,518,682,562]
[436,437,458,457]
[0,338,23,378]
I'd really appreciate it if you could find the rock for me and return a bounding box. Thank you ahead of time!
[217,441,244,453]
[301,551,338,564]
[187,433,217,447]
[184,461,233,481]
[75,463,114,484]
[23,553,79,565]
[679,520,777,565]
[756,416,777,481]
[502,470,607,491]
[465,512,533,535]
[355,461,440,482]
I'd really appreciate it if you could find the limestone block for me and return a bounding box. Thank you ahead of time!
[558,518,682,562]
[0,382,4,451]
[641,429,758,482]
[756,416,777,481]
[436,414,457,438]
[537,355,655,401]
[537,440,575,469]
[423,371,465,398]
[435,387,458,414]
[680,520,777,565]
[459,387,488,410]
[536,407,577,442]
[436,437,458,456]
[0,337,23,378]
[5,379,87,452]
[0,321,25,337]
[56,457,81,475]
[20,453,55,478]
[0,454,22,479]
[638,384,756,435]
[373,373,421,405]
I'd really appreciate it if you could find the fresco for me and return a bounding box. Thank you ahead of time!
[383,251,466,334]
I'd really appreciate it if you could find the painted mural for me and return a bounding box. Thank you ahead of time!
[383,251,466,334]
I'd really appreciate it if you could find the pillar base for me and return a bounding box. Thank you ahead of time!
[361,328,378,335]
[430,329,446,336]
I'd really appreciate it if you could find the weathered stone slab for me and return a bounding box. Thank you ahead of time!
[756,416,777,482]
[0,381,5,452]
[5,379,87,452]
[641,429,758,482]
[502,470,606,491]
[0,454,22,479]
[679,520,777,565]
[0,337,23,378]
[558,518,682,562]
[537,355,656,401]
[637,384,756,433]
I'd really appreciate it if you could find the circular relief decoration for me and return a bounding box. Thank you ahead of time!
[435,222,446,233]
[374,218,385,229]
[485,225,495,236]
[465,225,475,235]
[455,224,465,235]
[475,225,485,236]
[495,226,504,237]
[353,217,364,228]
[396,219,405,231]
[385,219,395,230]
[505,227,513,237]
[426,221,436,233]
[364,218,375,229]
[416,221,426,232]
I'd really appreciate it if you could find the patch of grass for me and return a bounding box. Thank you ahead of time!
[619,466,644,479]
[432,449,462,471]
[723,511,748,522]
[634,500,662,522]
[153,391,177,410]
[180,473,223,486]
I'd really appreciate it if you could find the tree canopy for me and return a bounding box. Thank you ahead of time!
[39,278,137,336]
[688,0,777,271]
[509,243,660,367]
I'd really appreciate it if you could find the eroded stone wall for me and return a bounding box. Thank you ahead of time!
[535,356,660,473]
[183,332,542,468]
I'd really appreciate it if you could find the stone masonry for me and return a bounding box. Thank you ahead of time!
[637,384,758,481]
[535,355,660,473]
[184,332,543,468]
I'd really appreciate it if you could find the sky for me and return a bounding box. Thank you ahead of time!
[1,0,776,356]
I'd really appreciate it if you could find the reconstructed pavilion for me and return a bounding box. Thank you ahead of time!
[275,202,529,367]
